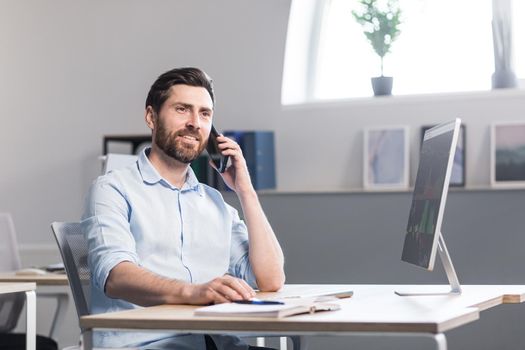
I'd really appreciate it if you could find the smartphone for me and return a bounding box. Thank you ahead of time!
[206,125,230,173]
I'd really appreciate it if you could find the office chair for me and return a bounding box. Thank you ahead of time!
[0,213,25,333]
[51,222,137,350]
[0,213,67,350]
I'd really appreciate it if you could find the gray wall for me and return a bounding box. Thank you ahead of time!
[2,1,525,349]
[225,189,525,350]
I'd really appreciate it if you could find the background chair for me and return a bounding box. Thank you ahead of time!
[99,153,138,174]
[0,213,67,350]
[0,213,25,334]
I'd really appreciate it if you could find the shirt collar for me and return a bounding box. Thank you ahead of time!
[138,148,204,196]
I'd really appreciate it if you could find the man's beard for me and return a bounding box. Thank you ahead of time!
[154,120,206,164]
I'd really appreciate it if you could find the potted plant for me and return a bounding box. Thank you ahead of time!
[352,0,402,96]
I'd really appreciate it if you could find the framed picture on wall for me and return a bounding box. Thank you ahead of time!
[421,124,466,187]
[363,126,409,190]
[491,122,525,187]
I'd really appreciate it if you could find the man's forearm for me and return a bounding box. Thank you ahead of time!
[105,261,191,306]
[104,261,256,306]
[238,189,285,291]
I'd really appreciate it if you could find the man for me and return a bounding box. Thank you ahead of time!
[81,67,285,349]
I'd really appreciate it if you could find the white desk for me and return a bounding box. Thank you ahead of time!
[0,272,68,286]
[0,273,69,339]
[0,282,37,350]
[79,284,525,350]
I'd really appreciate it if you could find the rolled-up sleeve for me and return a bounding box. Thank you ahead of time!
[81,177,140,294]
[227,206,257,288]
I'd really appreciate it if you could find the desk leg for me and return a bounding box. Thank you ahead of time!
[25,291,36,350]
[291,336,307,350]
[279,336,287,350]
[48,293,69,339]
[82,330,94,350]
[433,333,447,350]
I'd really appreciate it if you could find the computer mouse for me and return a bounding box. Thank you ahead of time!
[15,268,47,276]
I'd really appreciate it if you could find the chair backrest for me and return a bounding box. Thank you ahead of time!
[0,213,25,332]
[50,222,90,325]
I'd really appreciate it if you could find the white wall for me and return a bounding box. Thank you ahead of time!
[2,1,525,348]
[279,91,525,190]
[0,0,290,245]
[2,0,524,241]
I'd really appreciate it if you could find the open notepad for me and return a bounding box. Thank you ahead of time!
[194,299,341,318]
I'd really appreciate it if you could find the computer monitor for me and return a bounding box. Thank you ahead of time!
[397,118,462,296]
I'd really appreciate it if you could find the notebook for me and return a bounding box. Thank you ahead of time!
[194,299,341,318]
[257,284,353,300]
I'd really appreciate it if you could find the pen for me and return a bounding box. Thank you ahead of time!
[233,299,284,305]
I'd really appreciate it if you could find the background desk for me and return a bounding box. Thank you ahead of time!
[80,284,525,350]
[0,272,68,286]
[0,273,69,339]
[0,282,36,350]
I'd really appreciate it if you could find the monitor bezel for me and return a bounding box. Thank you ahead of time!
[403,118,461,271]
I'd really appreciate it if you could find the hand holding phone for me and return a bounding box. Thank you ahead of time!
[206,125,230,173]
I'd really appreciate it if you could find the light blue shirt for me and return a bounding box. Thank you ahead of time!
[81,148,256,348]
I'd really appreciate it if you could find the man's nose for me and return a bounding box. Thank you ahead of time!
[186,111,201,129]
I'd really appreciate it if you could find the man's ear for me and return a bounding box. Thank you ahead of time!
[145,106,155,130]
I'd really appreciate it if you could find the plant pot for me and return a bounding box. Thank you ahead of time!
[492,70,517,89]
[371,76,393,96]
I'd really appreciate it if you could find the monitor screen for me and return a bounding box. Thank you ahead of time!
[401,119,461,270]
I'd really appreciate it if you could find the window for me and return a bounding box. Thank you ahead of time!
[513,0,525,80]
[282,0,522,104]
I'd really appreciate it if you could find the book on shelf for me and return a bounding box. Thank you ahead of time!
[194,299,341,318]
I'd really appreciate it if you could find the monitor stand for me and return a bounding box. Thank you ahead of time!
[395,232,462,296]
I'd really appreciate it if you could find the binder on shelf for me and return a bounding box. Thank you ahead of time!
[224,130,276,190]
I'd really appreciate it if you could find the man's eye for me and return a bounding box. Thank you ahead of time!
[175,106,187,113]
[201,112,212,118]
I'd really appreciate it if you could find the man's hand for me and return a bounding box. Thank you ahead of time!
[187,275,256,304]
[211,134,254,194]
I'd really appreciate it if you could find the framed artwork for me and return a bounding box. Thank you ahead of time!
[491,122,525,187]
[421,124,466,187]
[363,126,409,190]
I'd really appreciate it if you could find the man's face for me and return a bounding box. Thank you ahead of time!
[151,84,213,163]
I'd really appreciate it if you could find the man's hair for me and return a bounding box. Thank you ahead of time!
[145,67,215,113]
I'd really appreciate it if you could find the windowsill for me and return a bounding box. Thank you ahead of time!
[282,88,525,110]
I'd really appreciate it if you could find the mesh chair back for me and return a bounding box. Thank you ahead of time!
[51,222,90,324]
[0,213,25,332]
